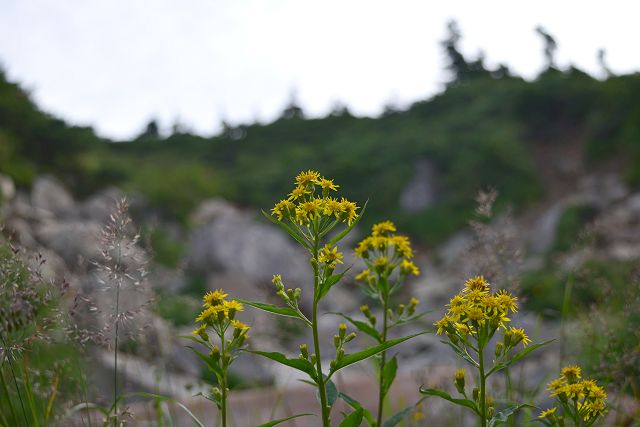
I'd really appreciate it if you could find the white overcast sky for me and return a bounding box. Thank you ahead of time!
[1,0,639,140]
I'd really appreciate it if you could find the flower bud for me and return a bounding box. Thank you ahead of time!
[487,406,495,419]
[472,387,479,402]
[344,332,357,343]
[299,344,309,359]
[294,288,301,301]
[223,353,231,365]
[198,330,209,342]
[339,323,347,339]
[211,387,222,400]
[397,304,405,316]
[360,305,370,316]
[210,345,221,362]
[454,368,465,394]
[310,354,317,365]
[503,329,512,348]
[334,335,341,349]
[336,348,344,360]
[287,288,295,300]
[495,342,504,358]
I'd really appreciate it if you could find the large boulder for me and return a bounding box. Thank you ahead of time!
[35,221,103,268]
[31,176,74,217]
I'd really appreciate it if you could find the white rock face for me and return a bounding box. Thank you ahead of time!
[31,175,74,215]
[399,159,438,213]
[0,174,15,201]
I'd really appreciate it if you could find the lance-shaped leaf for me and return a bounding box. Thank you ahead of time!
[330,312,381,342]
[487,340,554,377]
[261,210,311,250]
[317,267,351,301]
[329,200,368,246]
[239,299,310,325]
[187,346,223,380]
[338,392,375,426]
[419,388,479,415]
[391,310,433,328]
[339,408,364,427]
[381,356,398,398]
[257,414,314,427]
[329,332,424,376]
[488,404,533,427]
[441,340,479,368]
[180,335,207,346]
[383,398,426,427]
[248,350,317,381]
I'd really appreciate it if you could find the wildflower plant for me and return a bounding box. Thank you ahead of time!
[244,171,420,427]
[421,276,552,427]
[184,289,249,427]
[343,220,427,426]
[537,366,608,427]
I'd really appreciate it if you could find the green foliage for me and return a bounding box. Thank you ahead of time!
[551,204,598,254]
[148,227,185,268]
[155,294,198,327]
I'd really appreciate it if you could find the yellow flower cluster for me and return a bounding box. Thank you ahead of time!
[194,288,250,338]
[354,220,419,280]
[543,366,607,423]
[271,170,359,225]
[435,276,519,337]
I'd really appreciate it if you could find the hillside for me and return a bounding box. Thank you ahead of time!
[2,65,640,244]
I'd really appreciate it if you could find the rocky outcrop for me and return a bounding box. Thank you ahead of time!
[399,159,438,213]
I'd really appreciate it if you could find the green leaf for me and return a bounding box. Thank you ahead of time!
[326,378,338,407]
[317,268,351,300]
[329,200,368,246]
[330,332,424,375]
[381,356,398,398]
[339,408,363,427]
[487,340,554,377]
[262,210,311,250]
[186,346,223,380]
[338,392,375,426]
[383,399,426,427]
[257,414,314,427]
[238,299,309,325]
[488,404,532,427]
[330,312,381,342]
[419,388,479,415]
[247,350,317,380]
[441,340,479,367]
[391,310,434,328]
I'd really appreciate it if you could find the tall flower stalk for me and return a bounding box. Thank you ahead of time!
[244,170,420,427]
[186,290,249,427]
[350,220,425,426]
[422,276,551,426]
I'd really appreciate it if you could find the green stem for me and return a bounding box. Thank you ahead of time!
[311,241,330,427]
[220,331,227,427]
[479,339,487,427]
[376,297,389,427]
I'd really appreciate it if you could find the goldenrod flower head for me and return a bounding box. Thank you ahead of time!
[295,170,321,187]
[195,305,226,323]
[271,199,295,221]
[322,196,343,216]
[581,399,606,420]
[454,322,474,336]
[355,269,372,281]
[391,235,413,259]
[288,185,310,201]
[231,319,249,331]
[400,259,420,276]
[203,289,228,307]
[372,220,396,236]
[339,198,359,225]
[192,323,208,340]
[508,327,531,347]
[295,198,323,224]
[434,314,454,335]
[538,407,557,419]
[562,365,582,382]
[465,306,485,323]
[319,178,339,191]
[548,378,566,395]
[454,368,465,381]
[495,290,518,313]
[409,297,420,306]
[318,244,344,268]
[463,276,490,294]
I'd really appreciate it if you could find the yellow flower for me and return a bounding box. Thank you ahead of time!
[195,305,227,323]
[318,244,344,267]
[548,378,566,395]
[271,199,295,221]
[434,315,454,335]
[203,289,228,308]
[192,323,207,337]
[538,407,557,419]
[390,235,413,259]
[508,327,531,347]
[295,199,322,224]
[465,306,485,323]
[319,178,339,191]
[295,170,321,186]
[339,198,358,225]
[372,220,396,236]
[463,276,490,294]
[355,269,372,281]
[400,259,420,276]
[561,365,582,382]
[231,319,250,331]
[322,197,343,216]
[495,290,518,313]
[288,185,310,201]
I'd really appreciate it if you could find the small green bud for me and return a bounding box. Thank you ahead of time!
[210,345,221,361]
[495,342,504,358]
[397,304,405,316]
[330,360,336,370]
[334,335,341,349]
[299,344,309,359]
[222,353,231,365]
[360,305,370,316]
[344,332,356,343]
[310,354,317,365]
[336,348,344,360]
[276,290,288,301]
[211,387,222,400]
[294,288,301,301]
[472,387,479,402]
[286,288,295,300]
[504,329,512,348]
[339,323,347,339]
[454,368,465,394]
[487,406,495,418]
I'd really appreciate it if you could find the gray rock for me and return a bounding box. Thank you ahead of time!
[77,187,124,223]
[399,159,438,213]
[190,198,237,226]
[35,220,103,267]
[31,175,74,216]
[0,174,15,201]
